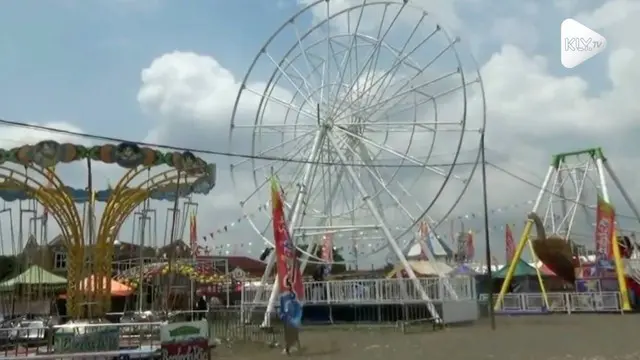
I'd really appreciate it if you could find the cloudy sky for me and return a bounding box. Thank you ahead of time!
[0,0,638,267]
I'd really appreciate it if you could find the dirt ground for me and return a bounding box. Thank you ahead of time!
[213,315,640,359]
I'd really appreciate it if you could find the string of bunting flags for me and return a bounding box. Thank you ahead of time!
[200,198,539,243]
[191,197,640,258]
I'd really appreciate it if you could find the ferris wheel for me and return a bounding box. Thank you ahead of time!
[229,0,485,323]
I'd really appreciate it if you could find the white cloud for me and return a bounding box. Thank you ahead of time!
[0,122,86,148]
[490,18,539,53]
[138,51,237,125]
[137,51,296,254]
[129,0,640,266]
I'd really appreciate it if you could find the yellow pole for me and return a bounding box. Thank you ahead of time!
[611,228,631,311]
[495,221,533,309]
[526,237,549,309]
[494,219,551,311]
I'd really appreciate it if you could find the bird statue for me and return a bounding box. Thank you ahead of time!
[528,212,576,283]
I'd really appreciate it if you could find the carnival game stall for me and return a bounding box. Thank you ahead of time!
[57,275,134,319]
[115,259,234,310]
[0,265,66,317]
[493,259,545,293]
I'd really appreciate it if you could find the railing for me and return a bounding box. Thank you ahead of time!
[0,321,164,359]
[0,308,281,360]
[242,277,476,305]
[479,292,623,314]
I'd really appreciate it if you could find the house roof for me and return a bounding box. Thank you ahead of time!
[22,235,38,252]
[48,234,64,246]
[386,260,452,278]
[202,256,266,274]
[448,263,479,276]
[493,259,539,278]
[0,265,67,290]
[406,233,453,259]
[79,275,133,296]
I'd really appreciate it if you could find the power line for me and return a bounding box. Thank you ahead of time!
[0,118,479,168]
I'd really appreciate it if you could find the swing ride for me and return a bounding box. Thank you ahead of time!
[495,148,640,312]
[229,0,485,324]
[0,140,216,319]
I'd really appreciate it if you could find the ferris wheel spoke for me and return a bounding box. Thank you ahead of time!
[338,35,457,121]
[243,86,316,120]
[355,4,391,114]
[358,142,419,222]
[331,22,438,120]
[368,73,460,126]
[428,77,482,102]
[334,67,458,124]
[335,125,463,181]
[327,2,407,118]
[232,129,315,168]
[328,6,366,107]
[252,138,313,174]
[322,0,332,110]
[304,135,349,211]
[369,94,438,132]
[243,136,318,205]
[359,14,428,112]
[326,131,388,220]
[343,141,387,217]
[324,39,352,110]
[279,59,324,106]
[263,51,318,107]
[291,22,325,104]
[318,135,332,220]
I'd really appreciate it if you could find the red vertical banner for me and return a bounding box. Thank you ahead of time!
[189,213,200,257]
[270,177,304,300]
[321,233,333,275]
[418,221,429,260]
[595,196,615,262]
[466,231,475,260]
[505,224,516,262]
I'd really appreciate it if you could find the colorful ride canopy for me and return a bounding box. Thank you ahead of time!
[0,140,216,202]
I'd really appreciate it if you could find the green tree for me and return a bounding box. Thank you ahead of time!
[0,255,17,281]
[296,244,347,275]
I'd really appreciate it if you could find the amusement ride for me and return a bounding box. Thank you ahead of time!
[0,140,216,319]
[228,0,486,323]
[496,149,640,312]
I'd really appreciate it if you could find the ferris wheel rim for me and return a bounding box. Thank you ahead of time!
[228,0,486,257]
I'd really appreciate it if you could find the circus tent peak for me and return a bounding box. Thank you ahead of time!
[406,233,452,259]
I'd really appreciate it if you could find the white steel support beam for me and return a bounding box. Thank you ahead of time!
[325,130,442,322]
[258,128,325,327]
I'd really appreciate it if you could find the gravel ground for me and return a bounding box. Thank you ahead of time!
[213,315,640,359]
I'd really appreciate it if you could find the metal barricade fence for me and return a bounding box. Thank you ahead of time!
[0,321,164,360]
[0,308,282,360]
[479,291,623,314]
[242,277,476,306]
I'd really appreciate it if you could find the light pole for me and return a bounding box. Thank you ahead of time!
[480,130,496,330]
